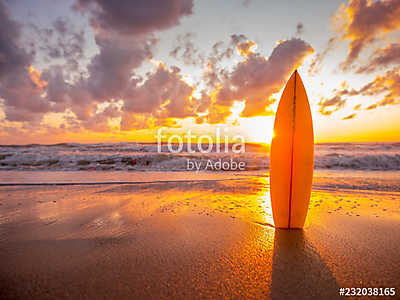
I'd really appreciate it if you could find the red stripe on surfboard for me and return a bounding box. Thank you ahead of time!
[287,70,297,228]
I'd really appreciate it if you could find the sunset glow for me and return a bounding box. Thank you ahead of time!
[0,0,399,144]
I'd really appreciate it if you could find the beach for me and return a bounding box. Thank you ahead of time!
[1,170,399,299]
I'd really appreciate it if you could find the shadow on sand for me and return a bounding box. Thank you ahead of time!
[271,229,339,299]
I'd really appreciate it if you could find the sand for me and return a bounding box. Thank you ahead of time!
[0,173,399,299]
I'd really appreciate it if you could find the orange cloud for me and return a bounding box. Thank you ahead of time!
[29,66,47,89]
[342,113,357,120]
[318,95,346,116]
[322,68,400,116]
[356,42,400,73]
[333,0,400,70]
[359,69,400,109]
[236,40,256,57]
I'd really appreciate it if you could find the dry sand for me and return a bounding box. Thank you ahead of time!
[0,174,399,299]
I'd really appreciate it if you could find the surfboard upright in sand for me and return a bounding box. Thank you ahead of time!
[270,70,314,229]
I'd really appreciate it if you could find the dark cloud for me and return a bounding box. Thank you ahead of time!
[123,64,195,121]
[73,0,194,35]
[53,18,68,36]
[27,18,85,71]
[40,66,69,105]
[0,1,32,79]
[356,43,400,73]
[64,0,194,130]
[81,103,121,132]
[0,1,50,122]
[169,32,204,66]
[37,0,193,131]
[318,95,346,116]
[202,35,252,90]
[86,36,155,101]
[333,0,400,70]
[1,0,318,137]
[296,23,304,35]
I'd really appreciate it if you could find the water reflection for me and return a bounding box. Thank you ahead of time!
[258,192,275,227]
[271,229,339,299]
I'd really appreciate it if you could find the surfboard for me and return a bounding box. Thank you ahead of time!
[270,70,314,229]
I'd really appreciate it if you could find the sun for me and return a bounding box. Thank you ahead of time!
[239,116,274,144]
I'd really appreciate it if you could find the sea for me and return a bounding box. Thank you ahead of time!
[0,142,399,191]
[0,142,399,171]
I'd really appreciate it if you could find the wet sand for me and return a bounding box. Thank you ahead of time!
[0,175,399,299]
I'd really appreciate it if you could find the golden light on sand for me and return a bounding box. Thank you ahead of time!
[258,192,275,227]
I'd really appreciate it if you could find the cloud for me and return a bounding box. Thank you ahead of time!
[296,23,304,35]
[73,0,194,35]
[320,68,400,115]
[122,64,195,128]
[214,38,314,118]
[236,40,256,57]
[333,0,400,70]
[1,0,317,139]
[318,95,346,116]
[120,113,153,131]
[364,69,400,108]
[0,1,32,79]
[0,1,50,122]
[366,103,376,110]
[81,102,121,132]
[351,69,400,108]
[308,37,336,76]
[86,36,155,101]
[66,0,194,127]
[342,113,356,120]
[356,43,400,73]
[202,35,251,90]
[169,32,204,66]
[32,18,85,64]
[242,0,252,7]
[34,0,193,132]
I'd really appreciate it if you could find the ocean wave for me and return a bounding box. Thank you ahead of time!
[0,142,399,171]
[315,153,400,170]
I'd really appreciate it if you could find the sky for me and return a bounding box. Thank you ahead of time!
[0,0,399,144]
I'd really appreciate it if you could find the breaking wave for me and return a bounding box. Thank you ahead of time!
[0,142,399,171]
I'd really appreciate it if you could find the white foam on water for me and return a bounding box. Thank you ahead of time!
[0,142,399,171]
